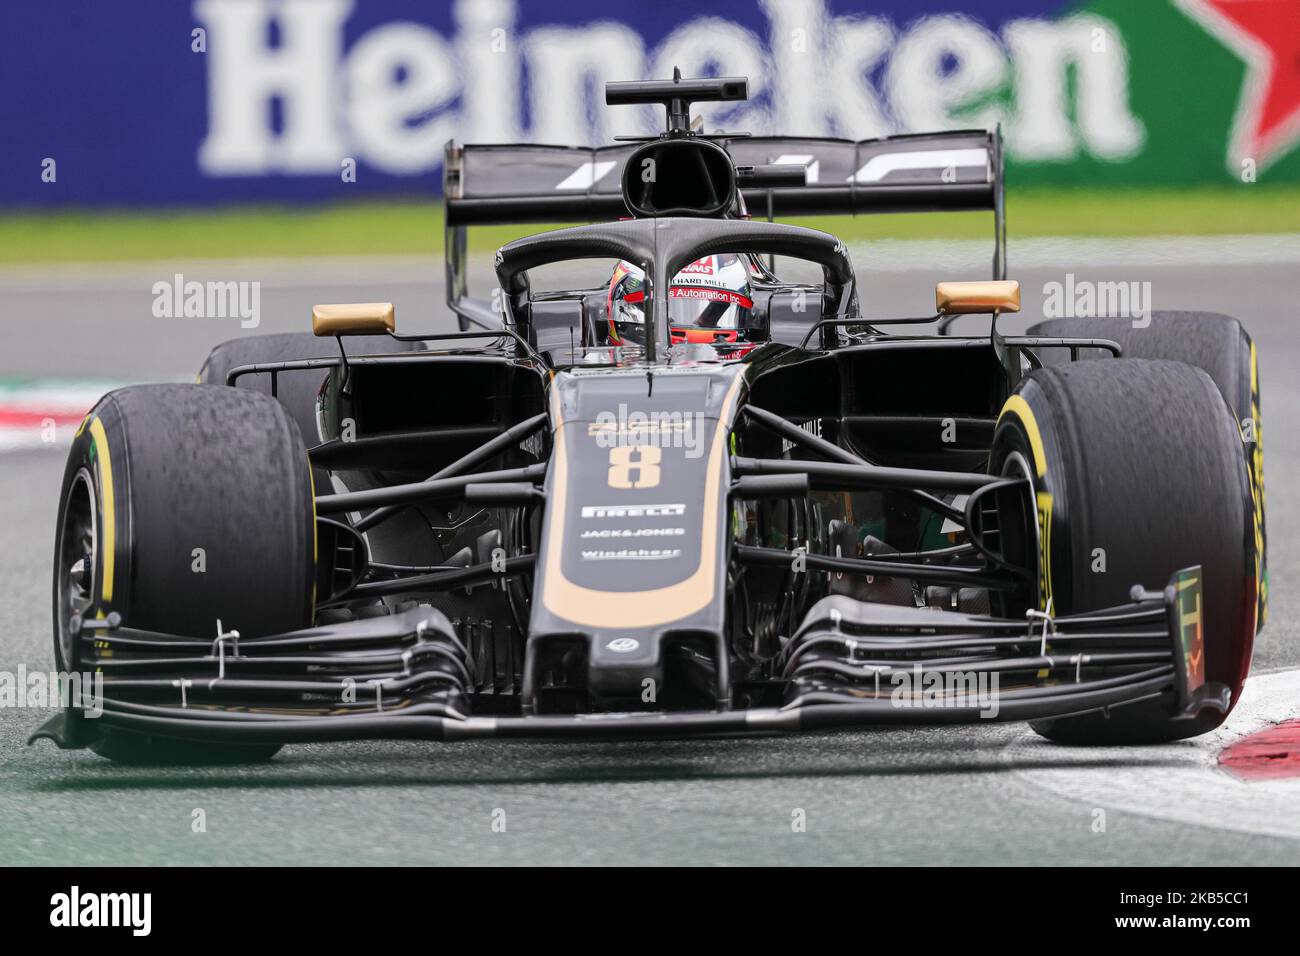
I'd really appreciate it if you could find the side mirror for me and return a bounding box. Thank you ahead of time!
[935,280,1020,315]
[312,302,395,336]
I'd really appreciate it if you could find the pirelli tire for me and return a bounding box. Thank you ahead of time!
[1027,311,1266,631]
[53,384,316,764]
[989,359,1256,744]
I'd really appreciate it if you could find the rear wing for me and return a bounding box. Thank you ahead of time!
[443,128,1006,327]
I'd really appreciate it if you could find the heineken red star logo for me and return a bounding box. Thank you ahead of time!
[1178,0,1300,172]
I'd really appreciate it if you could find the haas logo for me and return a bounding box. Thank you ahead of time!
[677,257,715,276]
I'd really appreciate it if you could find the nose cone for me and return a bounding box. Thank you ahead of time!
[522,366,746,714]
[587,633,664,710]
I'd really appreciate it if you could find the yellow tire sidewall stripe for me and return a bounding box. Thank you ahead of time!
[87,416,116,604]
[996,395,1046,478]
[997,393,1053,613]
[1248,340,1266,625]
[308,456,317,613]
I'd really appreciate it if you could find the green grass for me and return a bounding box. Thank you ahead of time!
[3,186,1298,264]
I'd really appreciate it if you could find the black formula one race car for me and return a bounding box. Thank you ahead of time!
[35,75,1266,763]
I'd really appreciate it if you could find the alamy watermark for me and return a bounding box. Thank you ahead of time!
[890,664,1000,718]
[1043,273,1152,328]
[0,666,103,718]
[151,273,261,328]
[588,403,708,459]
[50,886,151,936]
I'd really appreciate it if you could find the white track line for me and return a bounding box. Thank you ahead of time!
[0,256,443,293]
[0,235,1296,293]
[1004,668,1300,841]
[854,234,1300,271]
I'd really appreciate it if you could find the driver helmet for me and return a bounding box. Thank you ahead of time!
[607,254,755,348]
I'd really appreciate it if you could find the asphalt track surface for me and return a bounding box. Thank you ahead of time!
[1,242,1297,865]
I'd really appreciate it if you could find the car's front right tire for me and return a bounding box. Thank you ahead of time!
[989,359,1256,744]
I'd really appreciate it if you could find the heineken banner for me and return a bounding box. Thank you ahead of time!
[3,0,1298,207]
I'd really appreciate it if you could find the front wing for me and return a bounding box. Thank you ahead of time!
[30,568,1228,749]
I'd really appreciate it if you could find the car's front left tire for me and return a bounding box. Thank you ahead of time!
[54,384,316,763]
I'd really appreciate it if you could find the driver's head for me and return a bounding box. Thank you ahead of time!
[607,254,755,347]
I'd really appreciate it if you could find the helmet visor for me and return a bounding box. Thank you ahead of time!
[668,286,753,329]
